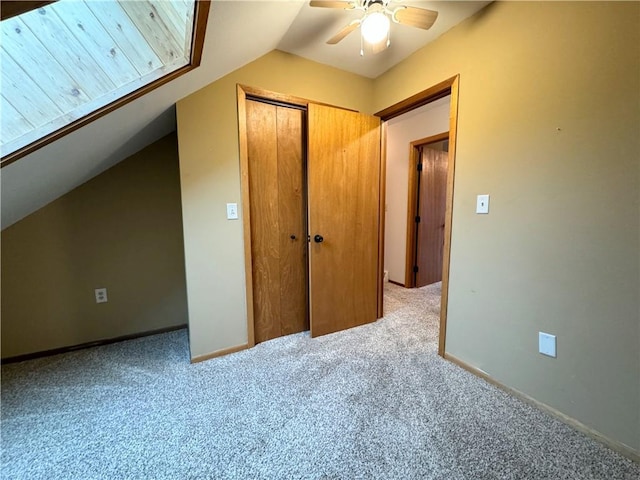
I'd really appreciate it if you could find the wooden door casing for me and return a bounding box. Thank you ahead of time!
[246,99,308,343]
[307,104,381,337]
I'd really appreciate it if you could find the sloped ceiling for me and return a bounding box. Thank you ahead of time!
[0,0,489,229]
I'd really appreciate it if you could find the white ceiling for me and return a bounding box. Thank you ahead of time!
[278,1,489,78]
[1,0,489,229]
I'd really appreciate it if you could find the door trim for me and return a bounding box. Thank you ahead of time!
[377,122,388,318]
[375,75,459,357]
[404,132,449,288]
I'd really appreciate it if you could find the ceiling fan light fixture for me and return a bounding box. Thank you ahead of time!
[360,11,390,44]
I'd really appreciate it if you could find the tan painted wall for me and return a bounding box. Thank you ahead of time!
[176,50,374,359]
[1,134,188,358]
[385,97,450,284]
[375,2,639,451]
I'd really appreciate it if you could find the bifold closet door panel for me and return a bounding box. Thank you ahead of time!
[307,103,381,338]
[247,100,280,343]
[246,100,307,343]
[276,106,308,336]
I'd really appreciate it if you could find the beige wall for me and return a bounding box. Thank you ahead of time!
[176,50,374,359]
[385,96,450,284]
[375,2,639,451]
[176,2,638,452]
[1,134,188,358]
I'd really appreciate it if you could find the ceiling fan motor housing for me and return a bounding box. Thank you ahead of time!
[310,0,439,50]
[365,0,388,8]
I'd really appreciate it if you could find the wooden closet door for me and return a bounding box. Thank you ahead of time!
[246,100,307,343]
[276,106,308,336]
[307,103,381,337]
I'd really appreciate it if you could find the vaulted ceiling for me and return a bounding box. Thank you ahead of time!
[1,0,489,229]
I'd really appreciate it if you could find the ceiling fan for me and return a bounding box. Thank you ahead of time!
[310,0,438,54]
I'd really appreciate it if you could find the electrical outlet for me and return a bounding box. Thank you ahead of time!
[95,288,108,304]
[539,332,556,358]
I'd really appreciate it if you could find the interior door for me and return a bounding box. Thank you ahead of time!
[246,99,308,343]
[415,146,448,287]
[307,103,381,337]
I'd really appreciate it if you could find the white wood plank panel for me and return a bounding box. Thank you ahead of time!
[1,95,34,145]
[51,1,138,87]
[86,1,163,76]
[20,6,115,100]
[0,51,61,129]
[152,0,187,42]
[1,17,90,114]
[183,0,195,58]
[1,60,185,157]
[172,0,191,20]
[119,1,183,65]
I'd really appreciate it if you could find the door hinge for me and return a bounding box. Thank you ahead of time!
[415,216,421,223]
[413,265,419,273]
[417,162,423,172]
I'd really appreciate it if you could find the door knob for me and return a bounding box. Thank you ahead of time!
[290,234,297,240]
[313,234,324,243]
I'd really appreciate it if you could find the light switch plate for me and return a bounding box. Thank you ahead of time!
[226,203,238,220]
[476,194,490,214]
[539,332,557,358]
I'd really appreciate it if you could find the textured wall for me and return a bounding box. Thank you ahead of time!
[1,134,188,358]
[176,50,374,359]
[374,1,640,452]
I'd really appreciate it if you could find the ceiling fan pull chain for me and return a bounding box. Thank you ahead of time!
[360,32,364,56]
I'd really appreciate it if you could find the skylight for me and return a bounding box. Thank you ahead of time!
[0,0,206,164]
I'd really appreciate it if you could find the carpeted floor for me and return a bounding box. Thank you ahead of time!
[1,283,638,479]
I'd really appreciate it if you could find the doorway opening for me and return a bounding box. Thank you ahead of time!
[376,75,459,356]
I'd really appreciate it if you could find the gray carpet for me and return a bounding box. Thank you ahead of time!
[2,283,638,479]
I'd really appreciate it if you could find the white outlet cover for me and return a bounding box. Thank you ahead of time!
[539,332,556,358]
[476,194,490,214]
[95,288,108,304]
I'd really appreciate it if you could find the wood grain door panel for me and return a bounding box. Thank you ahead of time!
[307,104,381,337]
[416,147,448,287]
[276,106,308,336]
[246,100,307,343]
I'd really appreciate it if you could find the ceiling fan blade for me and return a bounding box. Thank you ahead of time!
[310,1,357,9]
[393,6,438,30]
[327,19,361,44]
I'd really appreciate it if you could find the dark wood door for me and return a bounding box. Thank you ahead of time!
[246,99,308,343]
[307,103,381,337]
[415,146,448,287]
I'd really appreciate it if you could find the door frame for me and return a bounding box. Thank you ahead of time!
[404,132,449,288]
[237,84,384,347]
[375,75,460,357]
